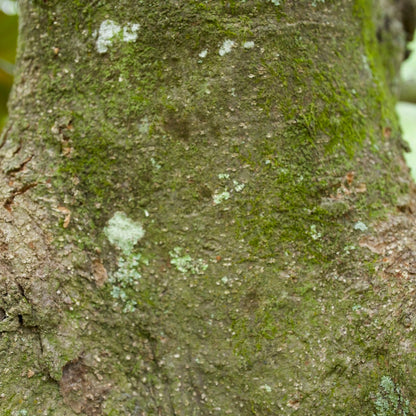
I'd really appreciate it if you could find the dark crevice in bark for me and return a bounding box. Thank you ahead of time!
[16,282,27,299]
[3,181,37,211]
[11,141,22,157]
[4,154,33,175]
[38,331,44,355]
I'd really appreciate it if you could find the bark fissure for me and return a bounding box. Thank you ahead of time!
[4,153,33,174]
[3,181,37,211]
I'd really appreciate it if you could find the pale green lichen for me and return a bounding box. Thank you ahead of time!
[344,245,356,254]
[218,173,230,180]
[233,180,245,192]
[169,247,208,275]
[214,175,245,204]
[104,212,147,312]
[213,190,231,205]
[373,376,409,416]
[109,253,148,313]
[104,212,145,254]
[353,221,368,231]
[150,157,161,170]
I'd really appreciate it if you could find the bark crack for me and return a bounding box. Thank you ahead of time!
[4,181,38,211]
[5,154,33,175]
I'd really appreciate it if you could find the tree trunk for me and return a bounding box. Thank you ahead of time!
[1,0,415,414]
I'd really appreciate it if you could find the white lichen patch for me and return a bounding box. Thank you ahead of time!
[270,0,280,5]
[94,19,140,53]
[243,41,255,49]
[233,180,245,192]
[104,212,145,254]
[199,49,208,58]
[219,39,235,56]
[123,23,140,42]
[213,190,231,205]
[169,247,208,275]
[213,174,245,204]
[353,221,367,231]
[310,224,321,240]
[95,20,121,53]
[218,173,230,180]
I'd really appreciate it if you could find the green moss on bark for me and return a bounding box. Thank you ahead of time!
[2,0,415,414]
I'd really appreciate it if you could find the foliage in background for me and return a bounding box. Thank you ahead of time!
[398,35,416,180]
[0,2,18,130]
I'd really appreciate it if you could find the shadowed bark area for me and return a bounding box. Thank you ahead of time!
[0,0,416,414]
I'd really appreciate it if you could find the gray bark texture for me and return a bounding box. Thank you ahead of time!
[1,0,416,414]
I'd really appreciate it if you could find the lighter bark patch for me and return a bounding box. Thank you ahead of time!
[92,258,108,288]
[60,357,109,415]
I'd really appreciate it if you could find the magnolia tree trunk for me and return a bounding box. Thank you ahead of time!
[1,0,416,414]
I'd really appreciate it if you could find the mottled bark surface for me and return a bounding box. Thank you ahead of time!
[1,0,416,414]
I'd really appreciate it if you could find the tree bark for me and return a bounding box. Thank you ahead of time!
[1,0,416,414]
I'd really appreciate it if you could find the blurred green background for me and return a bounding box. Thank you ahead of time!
[398,37,416,181]
[0,0,17,131]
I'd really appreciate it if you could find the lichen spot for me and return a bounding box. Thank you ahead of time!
[213,190,230,205]
[123,23,140,42]
[353,221,368,232]
[219,40,235,56]
[95,20,140,54]
[199,49,208,58]
[243,41,255,49]
[104,212,145,254]
[95,20,121,53]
